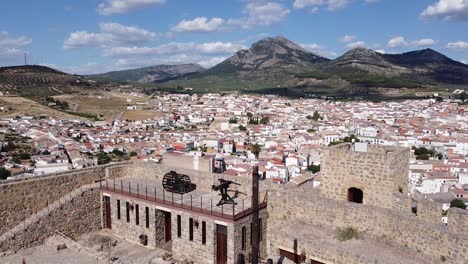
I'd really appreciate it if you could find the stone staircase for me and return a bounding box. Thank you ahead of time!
[0,183,100,251]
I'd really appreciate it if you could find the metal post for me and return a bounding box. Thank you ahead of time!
[106,179,108,189]
[200,197,203,212]
[113,179,115,191]
[137,184,139,198]
[99,175,102,188]
[232,203,235,217]
[154,187,157,202]
[120,180,123,193]
[251,166,260,264]
[242,200,245,216]
[128,182,130,194]
[163,189,165,204]
[146,186,148,200]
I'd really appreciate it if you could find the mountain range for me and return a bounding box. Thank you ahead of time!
[1,36,467,98]
[88,36,468,92]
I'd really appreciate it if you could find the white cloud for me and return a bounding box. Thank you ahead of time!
[346,41,366,49]
[228,1,290,29]
[300,43,337,58]
[172,17,225,33]
[421,0,468,21]
[98,0,166,16]
[115,54,224,69]
[387,36,408,48]
[0,31,32,66]
[293,0,350,12]
[374,49,385,54]
[64,22,156,49]
[446,41,468,51]
[461,59,467,64]
[196,42,245,54]
[0,31,32,48]
[100,22,156,41]
[339,35,356,43]
[104,41,245,57]
[198,56,228,68]
[412,38,436,47]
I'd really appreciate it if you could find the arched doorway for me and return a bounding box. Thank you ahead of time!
[347,187,363,203]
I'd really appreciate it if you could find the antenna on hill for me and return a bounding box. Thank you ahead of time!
[24,53,27,66]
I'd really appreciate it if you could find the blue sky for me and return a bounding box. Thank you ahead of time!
[0,0,467,74]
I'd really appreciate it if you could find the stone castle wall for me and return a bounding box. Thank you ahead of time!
[119,161,253,194]
[267,185,468,263]
[320,144,410,210]
[0,187,101,254]
[0,162,130,235]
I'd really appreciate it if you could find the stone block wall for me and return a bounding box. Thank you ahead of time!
[320,143,410,210]
[0,163,129,235]
[102,192,168,249]
[171,210,218,263]
[0,187,101,253]
[267,185,468,263]
[233,209,268,262]
[448,208,468,234]
[416,198,443,224]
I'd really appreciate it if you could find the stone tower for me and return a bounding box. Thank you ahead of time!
[320,143,410,209]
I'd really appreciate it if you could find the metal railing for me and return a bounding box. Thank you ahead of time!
[100,178,267,221]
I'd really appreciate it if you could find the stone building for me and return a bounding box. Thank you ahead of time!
[100,174,267,264]
[1,150,467,264]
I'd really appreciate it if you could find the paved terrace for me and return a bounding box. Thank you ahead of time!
[100,178,267,221]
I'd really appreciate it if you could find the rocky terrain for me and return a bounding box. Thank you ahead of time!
[207,36,329,73]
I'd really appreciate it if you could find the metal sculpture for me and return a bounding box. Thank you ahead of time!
[212,179,241,206]
[162,171,196,194]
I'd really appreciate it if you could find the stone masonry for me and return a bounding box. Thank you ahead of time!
[0,187,101,254]
[320,143,410,210]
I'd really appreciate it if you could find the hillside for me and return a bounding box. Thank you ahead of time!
[88,64,205,83]
[296,47,468,89]
[0,65,117,98]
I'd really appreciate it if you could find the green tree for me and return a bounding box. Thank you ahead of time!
[11,156,21,164]
[129,151,137,157]
[251,144,261,159]
[112,148,125,156]
[343,135,360,143]
[450,199,467,209]
[97,152,111,165]
[416,154,431,160]
[311,111,322,121]
[308,164,321,173]
[239,125,247,131]
[0,167,11,180]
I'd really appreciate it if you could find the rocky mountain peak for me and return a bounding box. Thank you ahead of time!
[210,36,329,72]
